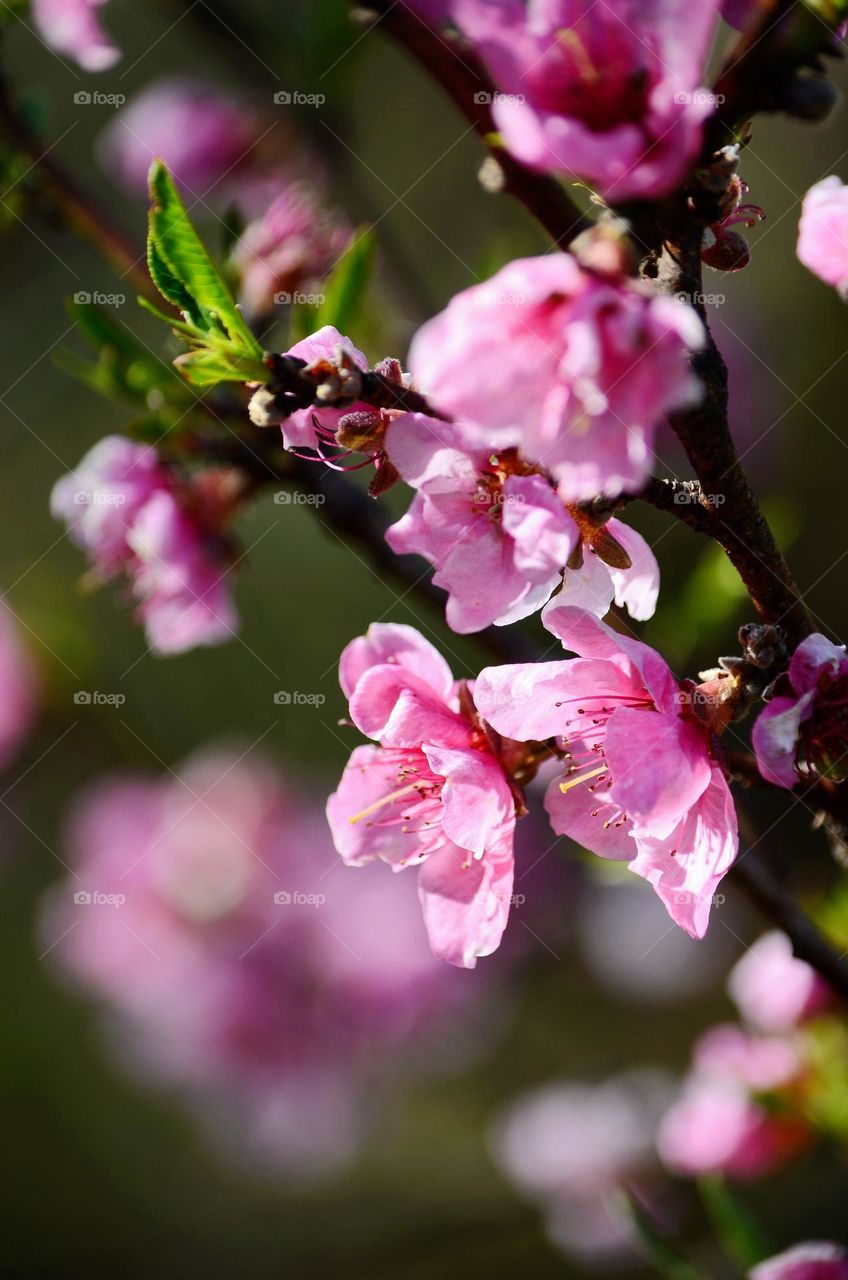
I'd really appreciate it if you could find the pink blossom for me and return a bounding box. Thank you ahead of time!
[657,1074,806,1180]
[752,633,848,788]
[98,79,260,195]
[231,184,350,319]
[0,607,37,768]
[750,1244,848,1280]
[490,1071,673,1261]
[658,1022,808,1180]
[41,749,482,1175]
[51,436,239,655]
[407,256,704,502]
[798,176,848,297]
[728,931,830,1033]
[32,0,119,71]
[451,0,722,201]
[326,623,518,967]
[474,605,738,938]
[279,326,372,453]
[385,413,659,631]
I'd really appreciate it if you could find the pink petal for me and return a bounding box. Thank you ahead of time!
[417,836,514,968]
[339,622,454,702]
[424,744,515,858]
[604,708,712,837]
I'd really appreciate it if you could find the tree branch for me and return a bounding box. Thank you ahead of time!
[731,850,848,1001]
[351,2,593,248]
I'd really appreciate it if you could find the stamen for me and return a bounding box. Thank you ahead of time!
[559,763,607,794]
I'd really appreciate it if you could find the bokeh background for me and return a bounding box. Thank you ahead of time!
[2,2,848,1276]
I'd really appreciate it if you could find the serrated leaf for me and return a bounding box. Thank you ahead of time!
[147,160,262,357]
[173,347,268,387]
[315,230,375,334]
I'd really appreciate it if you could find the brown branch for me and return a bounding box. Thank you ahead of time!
[0,77,156,302]
[648,231,813,648]
[731,850,848,1001]
[351,2,593,248]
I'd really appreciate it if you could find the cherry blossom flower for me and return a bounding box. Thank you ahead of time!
[326,623,519,967]
[750,1243,848,1280]
[98,79,260,195]
[450,0,723,200]
[40,749,483,1175]
[277,326,372,454]
[384,412,659,632]
[798,176,848,298]
[474,604,738,938]
[657,1024,809,1180]
[230,184,350,319]
[407,255,704,502]
[32,0,119,71]
[490,1071,674,1262]
[728,931,831,1033]
[51,436,239,655]
[752,633,848,788]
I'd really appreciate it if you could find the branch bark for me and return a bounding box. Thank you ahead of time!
[351,2,593,248]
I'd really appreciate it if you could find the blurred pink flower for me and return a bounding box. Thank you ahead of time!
[658,1023,808,1180]
[752,633,848,788]
[750,1243,848,1280]
[490,1071,673,1262]
[327,623,518,967]
[475,605,738,938]
[230,184,350,319]
[728,931,830,1033]
[451,0,722,200]
[407,255,704,501]
[798,177,848,297]
[385,414,659,631]
[32,0,119,71]
[0,606,37,768]
[721,0,764,29]
[98,79,260,194]
[51,436,239,655]
[41,749,482,1175]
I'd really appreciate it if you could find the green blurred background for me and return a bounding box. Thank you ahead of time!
[1,2,848,1276]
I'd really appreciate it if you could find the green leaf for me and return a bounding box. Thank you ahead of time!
[698,1178,771,1270]
[315,230,375,334]
[173,347,268,387]
[146,159,262,356]
[58,300,187,407]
